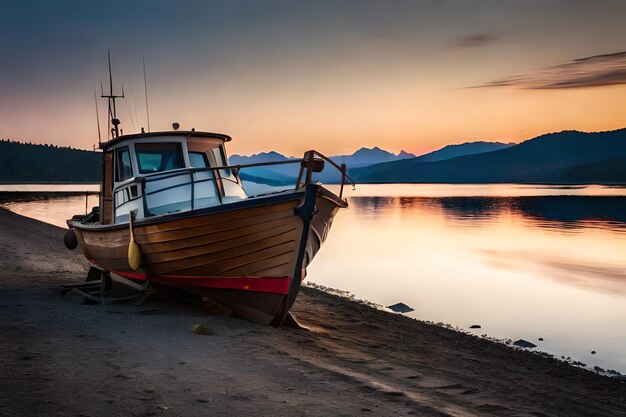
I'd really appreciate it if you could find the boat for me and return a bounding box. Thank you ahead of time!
[63,58,353,326]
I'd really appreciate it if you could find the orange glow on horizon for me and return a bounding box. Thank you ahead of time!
[3,82,626,158]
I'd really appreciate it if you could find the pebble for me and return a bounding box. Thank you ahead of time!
[191,323,214,336]
[513,339,537,348]
[469,325,481,329]
[387,303,414,314]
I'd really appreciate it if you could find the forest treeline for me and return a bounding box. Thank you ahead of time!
[0,140,101,183]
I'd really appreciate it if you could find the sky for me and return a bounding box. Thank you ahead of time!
[1,0,626,157]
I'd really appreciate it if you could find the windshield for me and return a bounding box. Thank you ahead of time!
[135,143,184,174]
[189,151,209,168]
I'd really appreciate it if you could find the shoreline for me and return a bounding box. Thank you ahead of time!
[306,281,625,379]
[0,181,100,185]
[0,191,98,204]
[303,281,626,374]
[1,207,625,416]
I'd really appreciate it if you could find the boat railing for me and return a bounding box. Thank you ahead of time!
[211,150,356,198]
[112,150,355,219]
[300,150,356,199]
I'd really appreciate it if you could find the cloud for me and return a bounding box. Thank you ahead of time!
[451,34,498,48]
[478,51,626,89]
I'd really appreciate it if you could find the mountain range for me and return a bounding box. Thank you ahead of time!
[230,141,513,184]
[229,147,419,184]
[411,141,514,163]
[229,147,416,168]
[352,129,626,184]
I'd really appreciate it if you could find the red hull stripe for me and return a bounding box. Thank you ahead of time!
[111,271,291,295]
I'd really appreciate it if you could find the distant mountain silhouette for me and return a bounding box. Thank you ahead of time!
[230,143,517,185]
[0,140,100,183]
[229,147,415,168]
[229,151,297,185]
[352,129,626,184]
[413,141,513,163]
[228,151,297,184]
[228,151,290,165]
[229,147,416,185]
[330,147,415,168]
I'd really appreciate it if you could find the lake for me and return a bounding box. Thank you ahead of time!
[2,183,626,373]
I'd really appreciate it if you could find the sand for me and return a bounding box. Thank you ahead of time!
[1,207,625,416]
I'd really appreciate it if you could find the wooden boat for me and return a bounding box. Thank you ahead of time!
[65,61,353,326]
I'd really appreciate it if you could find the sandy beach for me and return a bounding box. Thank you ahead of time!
[1,207,625,417]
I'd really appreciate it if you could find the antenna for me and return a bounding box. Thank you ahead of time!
[101,50,125,139]
[143,56,151,132]
[94,88,102,144]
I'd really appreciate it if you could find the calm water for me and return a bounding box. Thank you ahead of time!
[317,184,626,374]
[2,183,626,373]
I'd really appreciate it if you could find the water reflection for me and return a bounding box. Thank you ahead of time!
[433,197,509,222]
[349,195,626,232]
[513,196,626,230]
[480,250,626,296]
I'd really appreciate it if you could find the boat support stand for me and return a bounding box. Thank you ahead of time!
[60,266,152,308]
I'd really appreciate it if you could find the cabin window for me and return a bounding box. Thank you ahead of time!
[189,152,209,168]
[115,147,133,182]
[135,143,184,174]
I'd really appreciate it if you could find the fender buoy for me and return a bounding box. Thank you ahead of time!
[63,229,78,250]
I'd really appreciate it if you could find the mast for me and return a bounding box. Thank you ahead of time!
[143,56,151,132]
[94,89,102,145]
[101,51,125,139]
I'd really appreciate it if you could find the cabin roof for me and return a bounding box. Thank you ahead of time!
[99,130,232,150]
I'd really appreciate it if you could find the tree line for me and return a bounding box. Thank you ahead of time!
[0,139,102,183]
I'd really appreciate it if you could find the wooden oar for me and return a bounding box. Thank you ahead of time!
[128,210,142,270]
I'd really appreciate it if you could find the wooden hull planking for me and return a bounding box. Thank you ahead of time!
[70,186,345,325]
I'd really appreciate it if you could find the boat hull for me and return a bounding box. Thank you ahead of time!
[69,185,345,325]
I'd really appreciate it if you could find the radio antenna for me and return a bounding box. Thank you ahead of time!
[101,50,124,139]
[94,88,102,144]
[143,56,151,132]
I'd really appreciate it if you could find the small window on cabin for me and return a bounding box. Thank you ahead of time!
[189,152,209,168]
[135,143,184,174]
[115,147,133,182]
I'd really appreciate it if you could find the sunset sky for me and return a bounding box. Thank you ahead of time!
[2,0,626,156]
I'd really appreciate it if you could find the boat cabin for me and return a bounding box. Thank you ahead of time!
[99,131,247,224]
